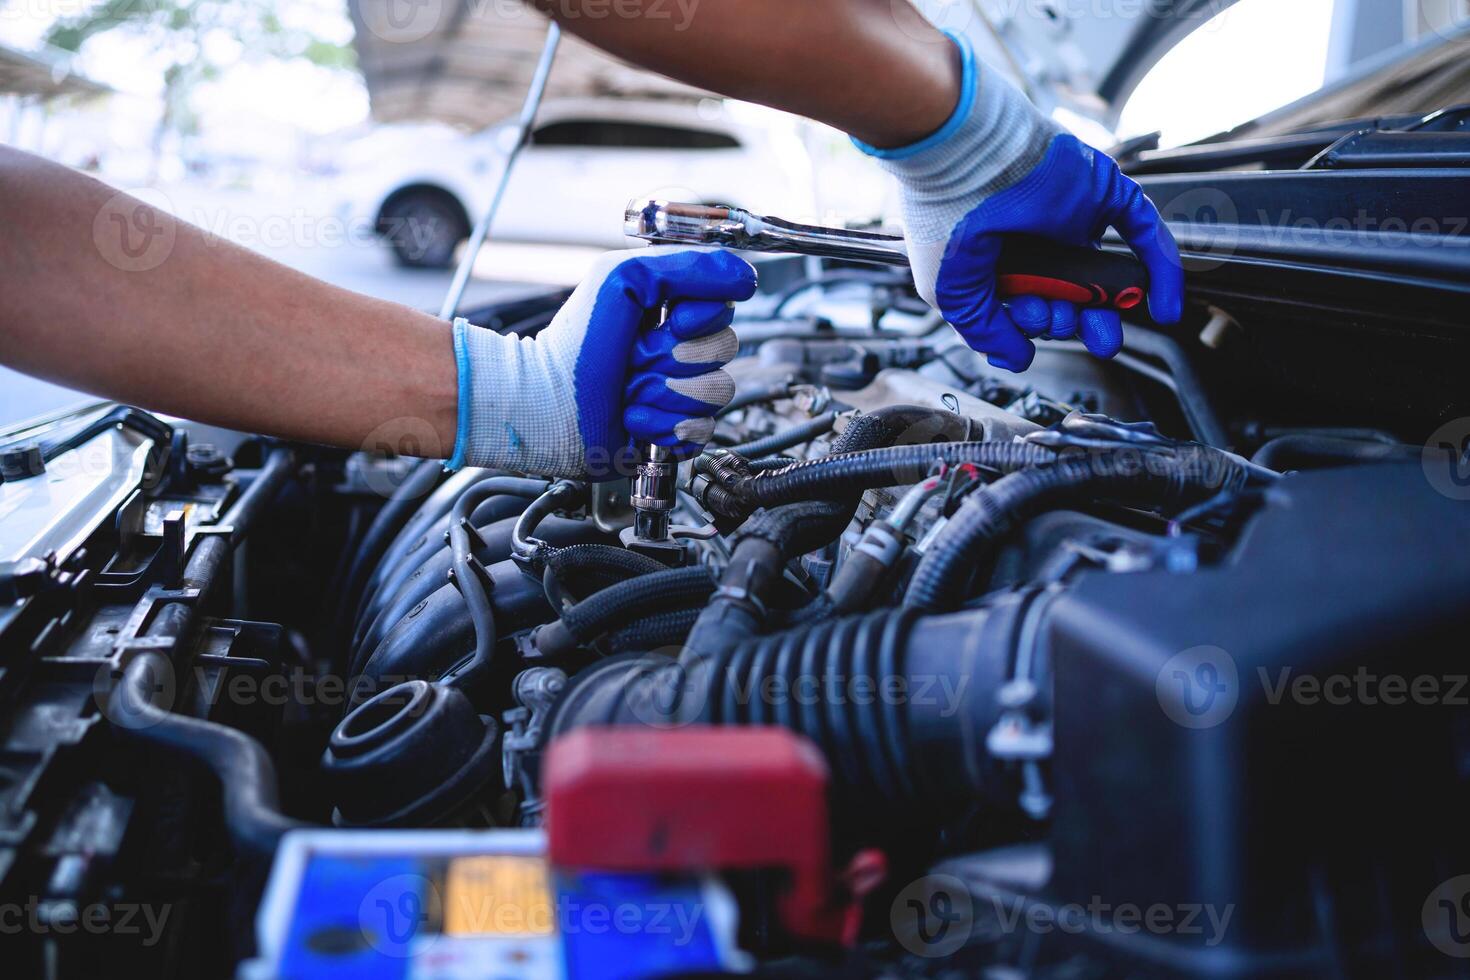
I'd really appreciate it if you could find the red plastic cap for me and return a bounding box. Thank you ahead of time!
[544,726,841,940]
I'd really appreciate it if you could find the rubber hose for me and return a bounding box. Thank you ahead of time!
[352,514,608,678]
[738,499,853,557]
[702,441,1055,517]
[697,404,958,486]
[729,411,838,458]
[770,270,910,318]
[606,606,702,654]
[441,477,551,689]
[512,481,586,561]
[108,449,306,860]
[682,502,853,662]
[1121,326,1229,449]
[353,493,531,653]
[905,449,1250,611]
[544,603,1017,820]
[536,543,668,601]
[1252,434,1419,471]
[682,407,960,657]
[335,459,445,643]
[534,565,717,657]
[825,544,892,615]
[718,380,795,418]
[829,405,967,456]
[221,449,299,545]
[116,647,305,859]
[356,468,488,634]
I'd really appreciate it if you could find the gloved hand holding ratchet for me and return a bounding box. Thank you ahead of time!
[448,30,1185,479]
[853,31,1184,372]
[447,247,755,479]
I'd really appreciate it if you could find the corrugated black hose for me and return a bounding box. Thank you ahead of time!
[541,602,1024,823]
[904,448,1253,611]
[695,441,1056,519]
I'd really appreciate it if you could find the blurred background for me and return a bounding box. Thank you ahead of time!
[1,0,1466,421]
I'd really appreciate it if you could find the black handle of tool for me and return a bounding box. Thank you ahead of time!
[996,235,1148,312]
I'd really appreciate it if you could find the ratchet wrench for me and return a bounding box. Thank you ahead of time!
[625,200,1149,312]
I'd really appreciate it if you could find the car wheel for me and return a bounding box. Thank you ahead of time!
[379,190,469,269]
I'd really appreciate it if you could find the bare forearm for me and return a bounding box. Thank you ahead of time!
[531,0,960,148]
[0,147,458,457]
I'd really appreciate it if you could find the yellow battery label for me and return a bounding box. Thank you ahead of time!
[443,855,555,937]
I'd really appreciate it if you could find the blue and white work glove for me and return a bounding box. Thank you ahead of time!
[854,31,1184,372]
[448,247,756,479]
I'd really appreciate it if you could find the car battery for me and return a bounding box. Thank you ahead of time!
[242,829,747,979]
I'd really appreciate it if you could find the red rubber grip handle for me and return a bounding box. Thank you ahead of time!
[996,235,1147,312]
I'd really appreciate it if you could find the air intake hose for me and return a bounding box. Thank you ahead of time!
[543,604,1018,817]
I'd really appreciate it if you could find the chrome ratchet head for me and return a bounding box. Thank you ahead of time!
[624,200,746,248]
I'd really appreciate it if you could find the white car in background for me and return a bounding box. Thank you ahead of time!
[338,97,817,268]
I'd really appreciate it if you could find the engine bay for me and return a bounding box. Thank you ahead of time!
[2,215,1469,978]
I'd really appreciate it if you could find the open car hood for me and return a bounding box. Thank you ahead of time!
[346,0,1250,131]
[957,0,1469,136]
[953,0,1245,128]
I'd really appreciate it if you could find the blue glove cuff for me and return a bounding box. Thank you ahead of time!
[444,316,473,473]
[850,30,976,161]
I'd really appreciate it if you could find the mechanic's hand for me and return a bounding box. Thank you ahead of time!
[854,32,1183,373]
[447,246,756,479]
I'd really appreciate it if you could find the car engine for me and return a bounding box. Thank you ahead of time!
[3,117,1470,977]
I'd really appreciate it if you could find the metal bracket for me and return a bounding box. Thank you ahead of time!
[619,520,719,565]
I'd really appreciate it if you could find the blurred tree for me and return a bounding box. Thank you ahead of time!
[44,0,355,179]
